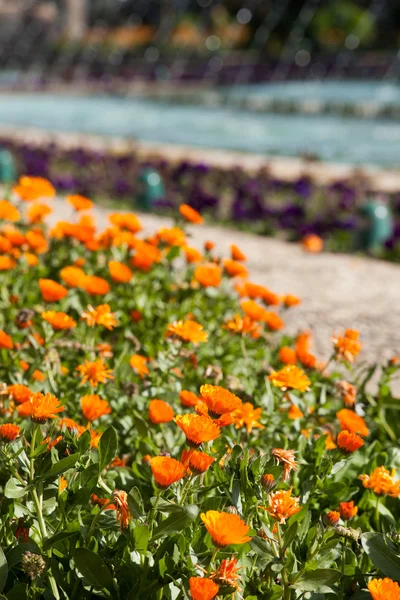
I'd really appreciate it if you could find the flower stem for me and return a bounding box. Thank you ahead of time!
[207,547,219,574]
[375,495,381,531]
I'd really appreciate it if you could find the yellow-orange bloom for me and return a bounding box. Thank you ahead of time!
[200,510,251,547]
[81,275,110,296]
[0,423,21,441]
[358,466,400,497]
[0,199,20,222]
[179,203,204,224]
[150,456,186,488]
[180,390,200,408]
[112,490,131,530]
[267,488,301,523]
[332,329,362,362]
[77,359,114,386]
[269,365,311,392]
[60,265,86,288]
[189,577,219,600]
[130,354,149,377]
[336,409,369,437]
[339,501,358,520]
[8,384,32,404]
[230,244,246,261]
[194,263,222,287]
[368,578,400,600]
[223,259,248,278]
[302,233,323,253]
[200,384,242,416]
[279,346,297,365]
[184,246,202,264]
[149,399,174,424]
[13,176,55,201]
[26,203,52,224]
[39,279,68,302]
[223,314,261,338]
[0,256,15,271]
[81,304,118,330]
[42,311,76,330]
[288,404,304,420]
[336,381,357,407]
[282,294,301,307]
[30,392,64,423]
[67,194,93,211]
[337,430,364,453]
[175,414,220,447]
[167,320,208,345]
[0,330,13,349]
[157,226,186,247]
[109,212,142,233]
[182,449,214,474]
[81,394,111,421]
[232,402,264,433]
[272,448,298,482]
[108,260,133,283]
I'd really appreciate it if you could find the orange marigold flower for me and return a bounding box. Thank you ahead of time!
[81,394,111,421]
[42,311,76,330]
[0,423,21,441]
[39,279,68,302]
[109,212,142,233]
[211,556,242,589]
[175,414,220,447]
[81,275,110,296]
[32,369,45,382]
[324,511,340,526]
[200,384,242,417]
[184,246,203,263]
[269,365,311,392]
[131,241,161,271]
[180,390,200,408]
[288,404,304,420]
[282,294,301,307]
[3,226,25,247]
[0,330,13,349]
[204,240,215,252]
[336,409,369,437]
[222,314,261,338]
[25,229,48,254]
[26,203,52,224]
[157,226,186,247]
[358,466,400,498]
[201,510,251,547]
[166,320,208,345]
[223,259,248,278]
[8,384,32,404]
[59,417,85,435]
[0,256,15,270]
[267,488,301,523]
[67,194,93,211]
[59,476,68,493]
[13,176,55,202]
[261,473,275,492]
[179,204,204,225]
[337,430,364,453]
[30,392,64,424]
[240,299,269,321]
[194,263,222,287]
[339,501,358,520]
[149,399,174,424]
[0,234,12,253]
[23,252,39,266]
[189,577,219,600]
[20,360,29,371]
[332,329,362,362]
[60,266,86,288]
[264,311,285,331]
[272,448,298,482]
[0,199,20,222]
[16,401,32,417]
[230,244,246,261]
[337,381,357,407]
[279,346,297,365]
[302,233,323,253]
[108,260,133,283]
[150,456,186,488]
[77,359,114,387]
[130,354,149,377]
[368,578,400,600]
[112,490,131,530]
[81,304,118,330]
[182,449,214,474]
[232,402,264,433]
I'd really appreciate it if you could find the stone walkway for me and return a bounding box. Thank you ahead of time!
[51,198,400,370]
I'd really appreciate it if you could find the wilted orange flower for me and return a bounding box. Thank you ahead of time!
[179,203,204,224]
[232,402,264,433]
[200,385,242,417]
[201,511,251,547]
[167,320,208,345]
[368,578,400,600]
[150,456,186,488]
[279,346,297,365]
[282,294,301,307]
[108,260,133,283]
[81,304,118,330]
[109,212,142,233]
[0,330,13,349]
[267,488,301,523]
[337,430,364,453]
[184,246,202,263]
[272,448,298,482]
[175,414,220,447]
[30,392,64,423]
[223,259,248,278]
[262,473,275,492]
[67,194,93,211]
[302,233,323,253]
[332,329,362,362]
[39,279,68,302]
[112,490,131,530]
[324,511,340,526]
[60,266,86,288]
[358,466,400,497]
[337,381,357,407]
[336,409,369,437]
[130,354,149,377]
[32,369,45,382]
[230,244,246,261]
[13,176,55,201]
[81,275,110,296]
[0,423,21,441]
[180,390,200,408]
[339,501,358,520]
[269,365,311,392]
[91,494,116,510]
[189,577,219,600]
[81,394,111,421]
[182,449,214,474]
[26,203,52,224]
[0,199,20,222]
[42,311,77,330]
[223,314,261,338]
[0,256,15,271]
[149,399,174,424]
[288,404,304,420]
[211,556,242,590]
[77,359,114,386]
[8,384,32,404]
[194,263,222,287]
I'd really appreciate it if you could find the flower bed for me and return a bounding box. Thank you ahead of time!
[1,137,400,261]
[0,175,399,599]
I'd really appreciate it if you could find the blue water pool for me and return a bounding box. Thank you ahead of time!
[0,92,400,166]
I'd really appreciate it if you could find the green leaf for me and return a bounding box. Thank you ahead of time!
[74,548,114,590]
[44,522,80,550]
[6,584,28,600]
[291,569,341,593]
[40,453,80,479]
[98,426,118,472]
[283,521,298,551]
[4,478,29,499]
[0,548,7,593]
[134,524,149,553]
[250,537,275,561]
[128,487,144,518]
[361,532,400,580]
[152,505,199,541]
[166,246,181,261]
